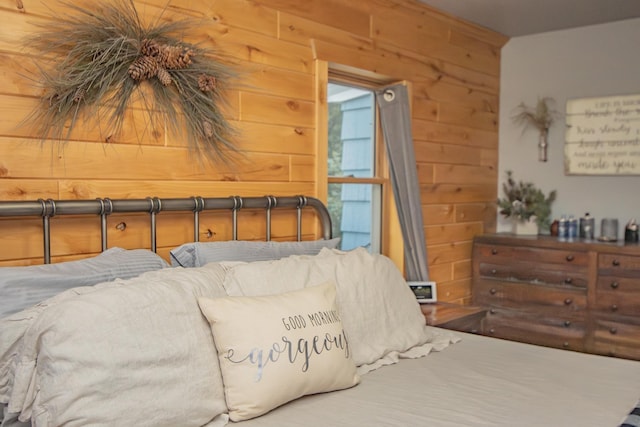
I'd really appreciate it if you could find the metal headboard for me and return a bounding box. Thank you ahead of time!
[0,195,332,264]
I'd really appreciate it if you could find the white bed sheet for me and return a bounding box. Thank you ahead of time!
[235,328,640,427]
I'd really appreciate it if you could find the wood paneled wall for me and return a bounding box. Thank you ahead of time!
[0,0,506,303]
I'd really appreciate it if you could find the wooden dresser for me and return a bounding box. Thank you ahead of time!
[472,234,640,360]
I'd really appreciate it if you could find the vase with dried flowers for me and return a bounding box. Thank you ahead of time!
[512,97,559,162]
[497,170,557,235]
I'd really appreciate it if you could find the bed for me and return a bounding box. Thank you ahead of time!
[1,195,639,427]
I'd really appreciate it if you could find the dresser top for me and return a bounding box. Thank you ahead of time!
[476,233,640,255]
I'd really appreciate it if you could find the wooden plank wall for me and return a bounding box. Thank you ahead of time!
[0,0,506,303]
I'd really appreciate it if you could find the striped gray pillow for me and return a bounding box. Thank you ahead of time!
[0,247,169,318]
[170,238,341,268]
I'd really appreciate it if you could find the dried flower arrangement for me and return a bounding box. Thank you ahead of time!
[497,170,557,231]
[512,97,558,162]
[23,0,238,162]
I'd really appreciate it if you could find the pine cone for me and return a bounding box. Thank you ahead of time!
[198,74,216,92]
[178,47,193,68]
[158,44,193,70]
[140,39,160,57]
[156,67,172,86]
[128,56,158,81]
[203,120,214,138]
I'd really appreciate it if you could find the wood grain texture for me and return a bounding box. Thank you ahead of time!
[0,0,504,301]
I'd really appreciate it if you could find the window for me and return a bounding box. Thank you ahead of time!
[327,80,386,253]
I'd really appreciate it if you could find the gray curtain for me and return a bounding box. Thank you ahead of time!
[375,84,429,281]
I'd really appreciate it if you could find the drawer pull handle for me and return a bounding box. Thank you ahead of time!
[490,269,497,275]
[564,298,573,305]
[564,277,573,285]
[562,342,569,348]
[564,320,571,327]
[489,328,495,334]
[612,259,620,266]
[610,281,619,289]
[491,248,498,255]
[566,254,574,262]
[609,327,617,335]
[489,308,497,314]
[611,304,618,312]
[490,288,497,295]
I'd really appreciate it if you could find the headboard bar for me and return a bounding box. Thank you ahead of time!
[265,195,276,242]
[0,195,332,264]
[297,195,307,241]
[42,214,51,265]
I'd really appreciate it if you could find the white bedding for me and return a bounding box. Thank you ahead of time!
[3,246,640,427]
[235,328,640,427]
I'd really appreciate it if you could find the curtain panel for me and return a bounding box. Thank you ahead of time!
[375,84,430,281]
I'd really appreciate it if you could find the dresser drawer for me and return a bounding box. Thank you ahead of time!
[594,277,640,316]
[590,318,640,360]
[475,244,588,266]
[599,253,640,278]
[477,261,588,287]
[590,342,640,360]
[474,280,587,311]
[486,307,586,331]
[484,313,586,352]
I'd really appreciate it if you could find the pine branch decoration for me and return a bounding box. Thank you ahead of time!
[23,0,239,162]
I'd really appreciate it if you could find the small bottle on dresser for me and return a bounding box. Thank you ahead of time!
[580,213,595,240]
[557,215,567,239]
[567,215,578,240]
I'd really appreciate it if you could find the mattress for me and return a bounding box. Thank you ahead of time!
[236,329,640,427]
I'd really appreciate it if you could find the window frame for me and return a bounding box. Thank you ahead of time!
[322,69,398,259]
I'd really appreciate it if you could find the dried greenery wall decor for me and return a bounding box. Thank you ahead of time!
[23,0,239,162]
[512,97,559,162]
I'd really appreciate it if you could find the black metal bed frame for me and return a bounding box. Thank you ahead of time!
[0,195,332,264]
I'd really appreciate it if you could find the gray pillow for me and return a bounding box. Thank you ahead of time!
[0,247,169,318]
[169,238,341,268]
[6,264,229,427]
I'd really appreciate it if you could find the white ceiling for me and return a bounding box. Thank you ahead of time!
[417,0,640,37]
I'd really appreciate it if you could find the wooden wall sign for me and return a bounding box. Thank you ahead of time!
[565,93,640,175]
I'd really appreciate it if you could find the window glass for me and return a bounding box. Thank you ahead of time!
[328,82,381,253]
[328,183,381,252]
[328,84,375,178]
